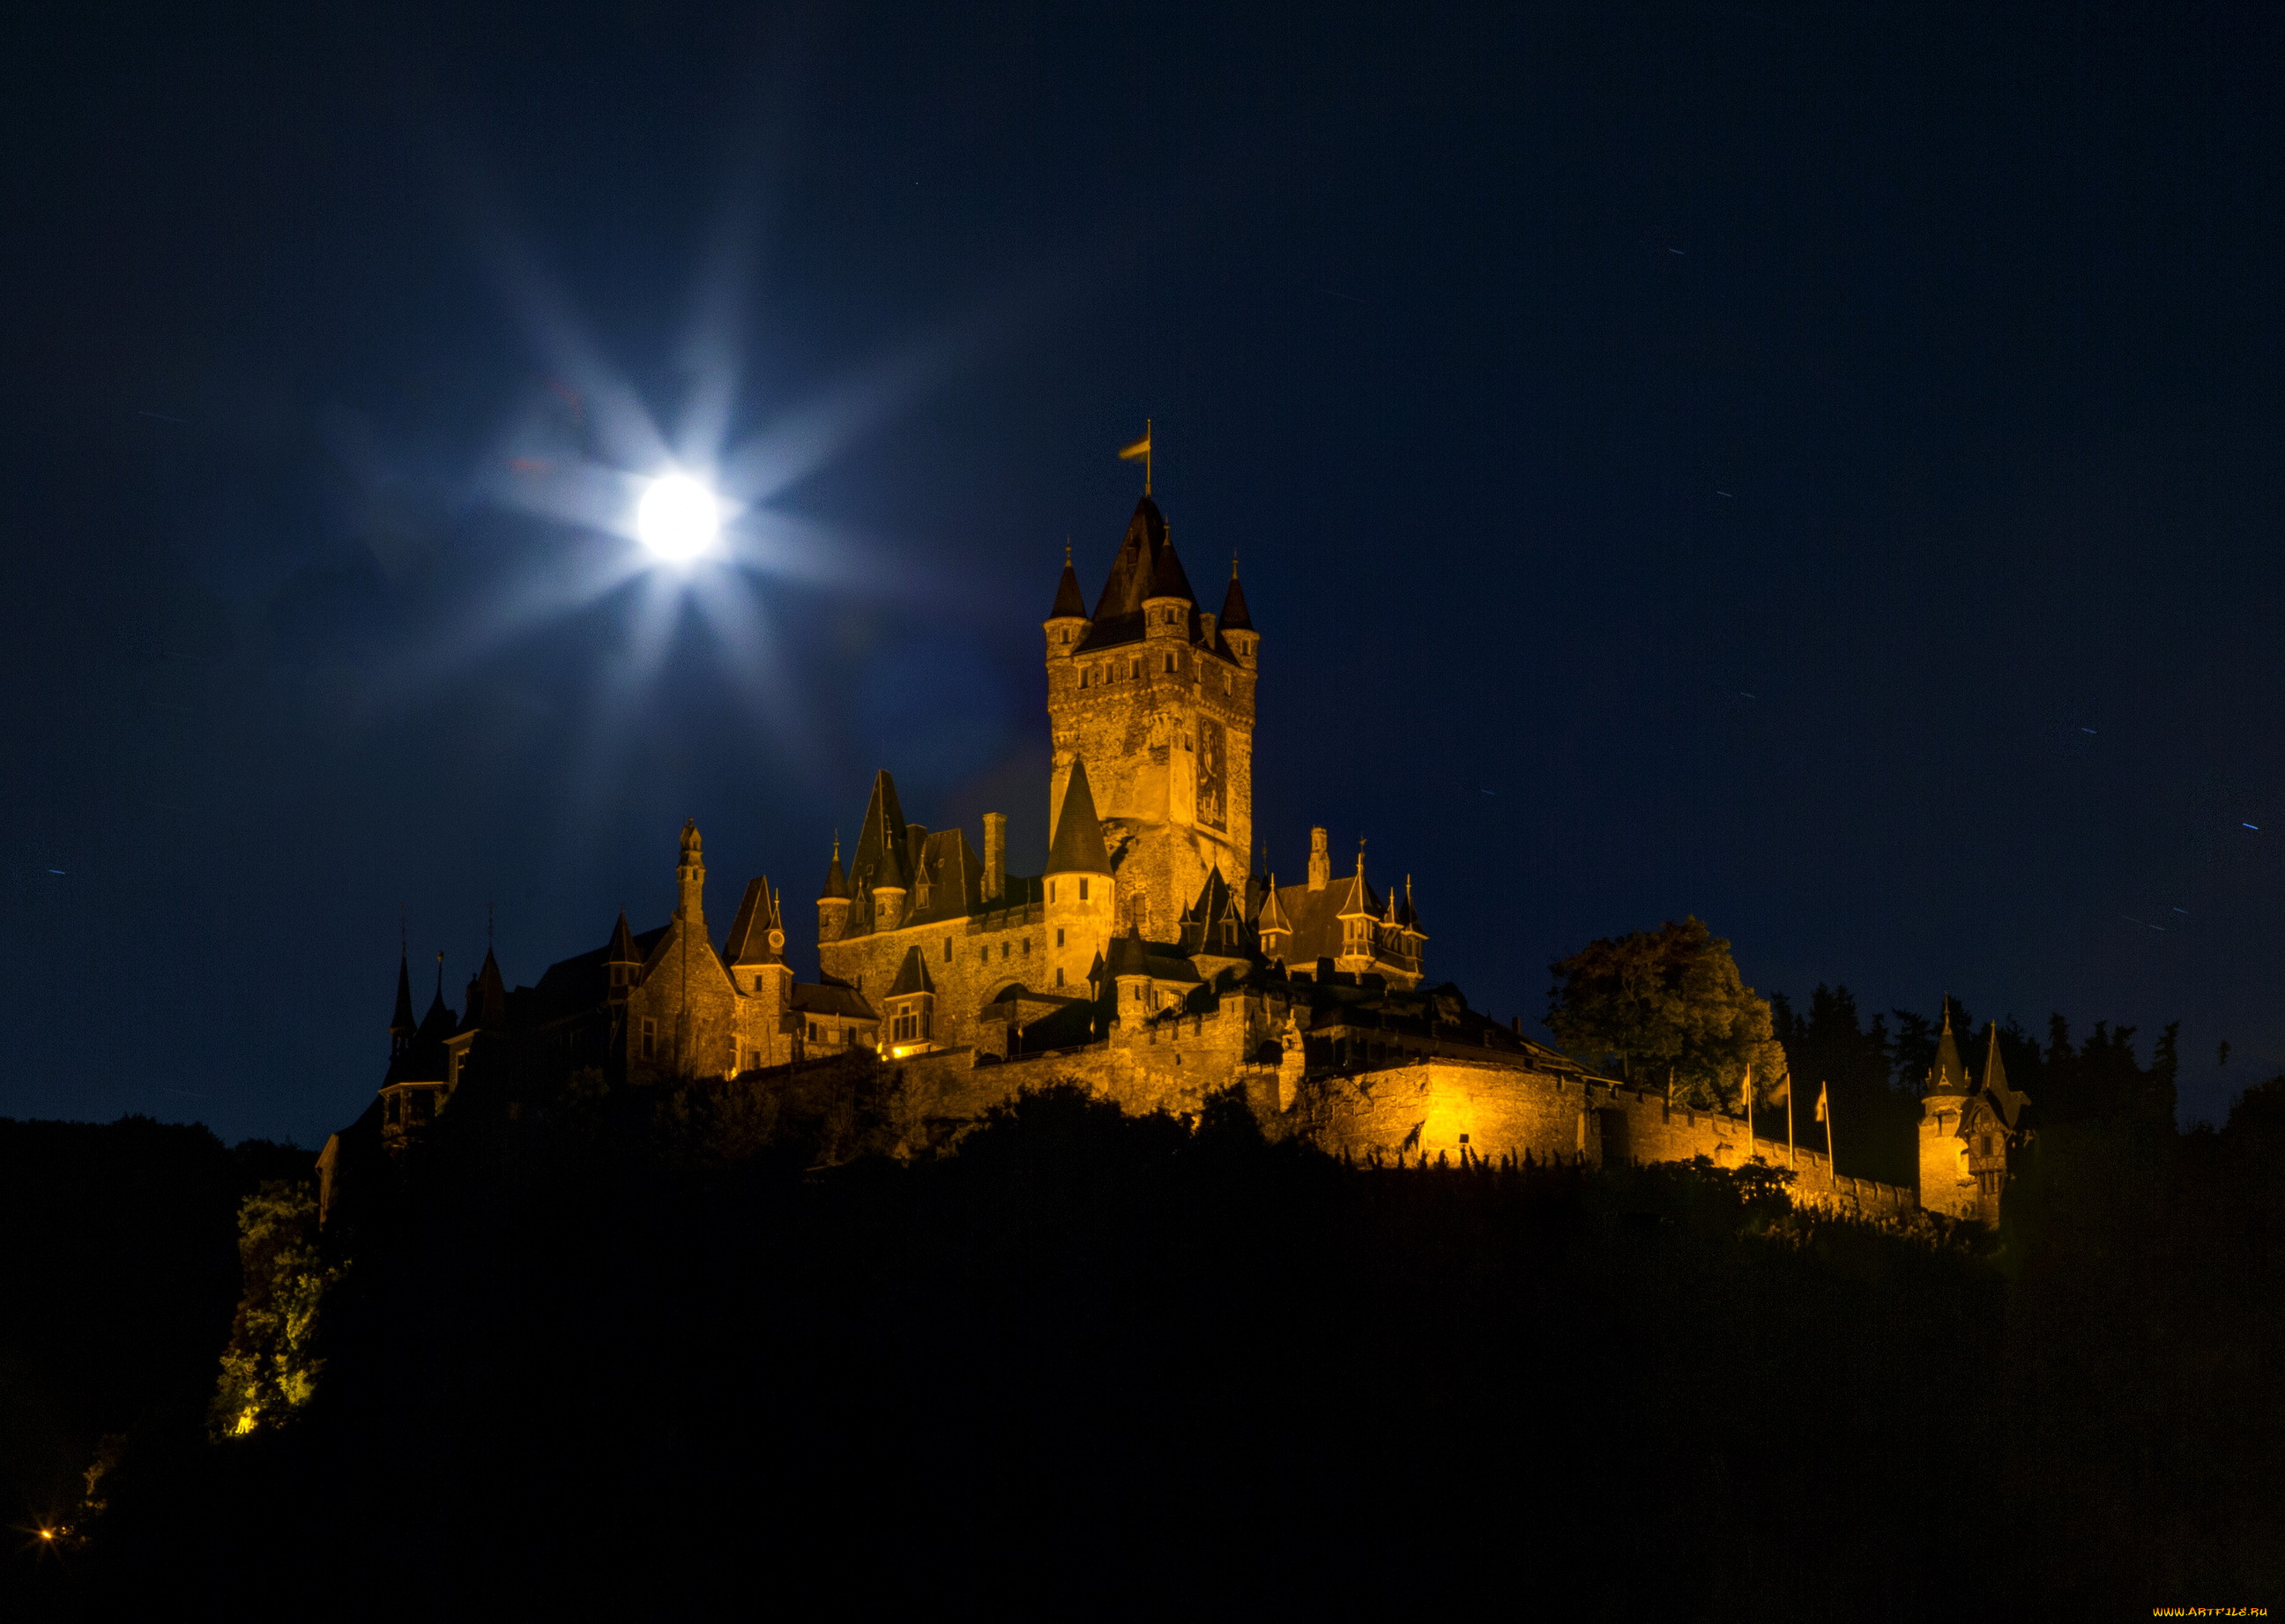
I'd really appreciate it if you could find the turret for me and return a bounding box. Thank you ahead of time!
[1141,526,1196,666]
[1255,873,1292,965]
[1045,542,1090,659]
[1306,826,1330,891]
[676,820,707,926]
[1044,758,1115,994]
[884,945,939,1056]
[816,838,850,943]
[1334,845,1378,970]
[1218,557,1257,667]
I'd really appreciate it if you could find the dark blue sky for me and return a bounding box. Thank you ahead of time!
[4,3,2280,1146]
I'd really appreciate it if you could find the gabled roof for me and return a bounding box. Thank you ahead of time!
[888,944,937,998]
[607,911,641,964]
[725,877,785,965]
[1046,759,1113,875]
[792,977,876,1021]
[1180,866,1259,960]
[907,827,986,926]
[1217,562,1254,632]
[1049,548,1089,620]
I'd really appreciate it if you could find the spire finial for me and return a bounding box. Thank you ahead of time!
[1232,552,1239,580]
[487,898,495,950]
[1064,538,1072,565]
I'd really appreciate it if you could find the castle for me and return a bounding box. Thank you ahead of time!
[319,490,2028,1225]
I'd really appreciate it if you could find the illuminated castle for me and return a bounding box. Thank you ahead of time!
[320,490,2009,1225]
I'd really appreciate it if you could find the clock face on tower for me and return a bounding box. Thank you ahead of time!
[1197,717,1226,831]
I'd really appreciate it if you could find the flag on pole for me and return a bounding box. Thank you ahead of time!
[1117,420,1152,495]
[1813,1082,1828,1122]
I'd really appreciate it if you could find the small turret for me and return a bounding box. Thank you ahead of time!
[983,812,1007,904]
[1306,826,1330,891]
[607,910,642,995]
[676,820,707,927]
[1046,758,1116,991]
[1255,873,1292,965]
[1219,557,1257,667]
[1045,542,1090,659]
[817,838,851,943]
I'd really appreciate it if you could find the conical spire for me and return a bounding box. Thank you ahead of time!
[463,947,508,1030]
[1217,557,1254,632]
[607,910,639,964]
[1929,998,1971,1095]
[819,836,849,901]
[419,951,454,1038]
[1090,495,1175,621]
[390,949,416,1052]
[726,876,786,965]
[1049,542,1089,620]
[1046,758,1113,875]
[850,771,910,892]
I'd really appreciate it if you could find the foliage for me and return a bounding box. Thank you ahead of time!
[1547,916,1788,1111]
[208,1180,340,1440]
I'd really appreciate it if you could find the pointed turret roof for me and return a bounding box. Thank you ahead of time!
[1145,533,1195,603]
[1929,1002,1971,1095]
[462,947,508,1031]
[1092,495,1172,621]
[819,838,849,902]
[1049,545,1089,620]
[1334,850,1381,920]
[1983,1021,2033,1129]
[390,950,416,1043]
[725,876,785,965]
[888,944,937,998]
[850,770,911,892]
[1254,874,1292,936]
[607,910,640,963]
[1218,559,1254,632]
[1397,875,1424,934]
[1046,759,1113,875]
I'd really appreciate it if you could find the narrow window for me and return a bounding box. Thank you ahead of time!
[1055,967,1065,987]
[943,938,952,962]
[753,974,764,992]
[1130,658,1141,679]
[921,1009,932,1039]
[1079,878,1090,901]
[1164,653,1174,673]
[1001,942,1010,960]
[641,1018,657,1061]
[979,946,988,965]
[1056,927,1066,947]
[1022,938,1031,955]
[1048,881,1056,903]
[808,1021,818,1041]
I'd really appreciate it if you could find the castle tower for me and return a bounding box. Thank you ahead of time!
[1043,757,1116,995]
[726,875,794,1071]
[1917,1002,2029,1224]
[1046,495,1255,941]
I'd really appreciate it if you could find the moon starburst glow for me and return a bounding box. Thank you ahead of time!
[636,473,720,560]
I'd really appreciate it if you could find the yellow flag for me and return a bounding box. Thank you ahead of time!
[1814,1082,1829,1123]
[1117,430,1150,462]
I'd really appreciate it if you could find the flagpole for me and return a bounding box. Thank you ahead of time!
[1787,1086,1796,1172]
[1145,417,1152,495]
[1826,1083,1838,1190]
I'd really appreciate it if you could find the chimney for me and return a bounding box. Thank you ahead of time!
[984,812,1007,903]
[1307,826,1330,891]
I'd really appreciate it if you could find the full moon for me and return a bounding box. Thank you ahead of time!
[636,473,719,560]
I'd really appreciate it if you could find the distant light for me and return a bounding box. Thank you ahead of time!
[38,1529,53,1540]
[2244,823,2260,831]
[636,473,719,561]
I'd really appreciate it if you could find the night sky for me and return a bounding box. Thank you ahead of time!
[4,4,2280,1147]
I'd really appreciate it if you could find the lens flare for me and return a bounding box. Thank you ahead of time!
[636,473,720,560]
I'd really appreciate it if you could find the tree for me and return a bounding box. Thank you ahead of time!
[209,1180,340,1440]
[1545,917,1788,1112]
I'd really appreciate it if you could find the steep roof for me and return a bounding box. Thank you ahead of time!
[1217,562,1254,632]
[849,771,911,895]
[1079,495,1198,651]
[389,950,415,1040]
[792,977,876,1021]
[1928,1003,1971,1095]
[1046,759,1113,875]
[818,838,850,902]
[887,944,937,998]
[1983,1022,2033,1129]
[462,948,509,1032]
[724,877,785,965]
[906,827,986,926]
[1104,925,1201,984]
[607,911,640,964]
[385,957,458,1085]
[1180,867,1259,960]
[1048,548,1089,620]
[1333,853,1381,920]
[1254,874,1293,938]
